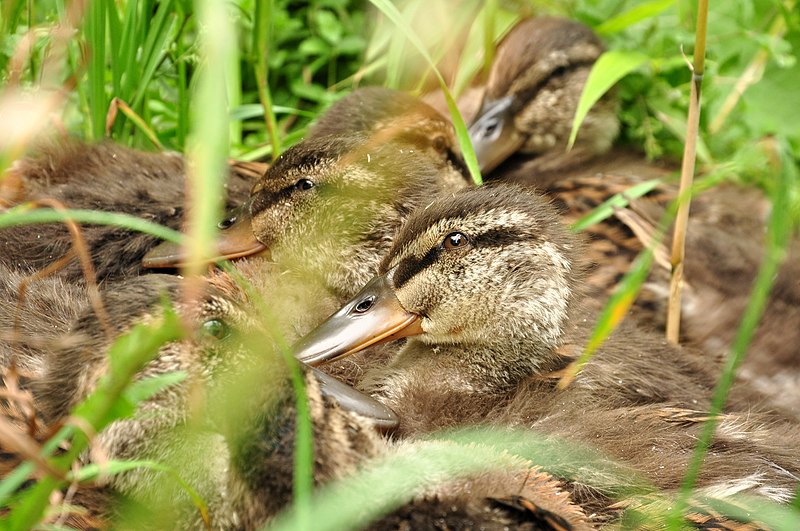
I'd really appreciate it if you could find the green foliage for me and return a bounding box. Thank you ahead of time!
[1,0,799,529]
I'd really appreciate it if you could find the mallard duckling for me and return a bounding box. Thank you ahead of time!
[468,17,619,185]
[0,140,262,282]
[143,87,471,276]
[1,269,403,527]
[294,185,800,515]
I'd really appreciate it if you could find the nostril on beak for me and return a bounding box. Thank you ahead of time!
[353,295,376,314]
[218,216,237,230]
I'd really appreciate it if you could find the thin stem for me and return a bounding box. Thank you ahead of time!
[665,0,708,343]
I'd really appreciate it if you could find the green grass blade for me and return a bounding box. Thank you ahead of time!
[253,0,282,159]
[131,1,178,109]
[84,0,108,139]
[570,178,663,233]
[367,0,482,185]
[667,140,797,528]
[596,0,676,35]
[0,206,183,243]
[569,50,649,150]
[558,247,656,389]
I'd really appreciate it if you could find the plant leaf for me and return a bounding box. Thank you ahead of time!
[596,0,676,35]
[568,50,649,150]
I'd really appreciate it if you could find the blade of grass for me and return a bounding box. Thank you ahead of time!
[666,138,797,528]
[368,0,482,185]
[83,0,108,140]
[596,0,676,35]
[568,50,649,150]
[253,0,282,159]
[666,0,708,343]
[269,427,655,531]
[4,310,184,529]
[0,206,183,243]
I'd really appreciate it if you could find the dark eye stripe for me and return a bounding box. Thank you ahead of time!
[391,228,522,289]
[392,244,440,289]
[249,184,299,216]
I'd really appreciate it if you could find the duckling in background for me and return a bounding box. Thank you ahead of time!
[468,17,619,186]
[295,185,800,519]
[144,87,471,273]
[0,141,262,282]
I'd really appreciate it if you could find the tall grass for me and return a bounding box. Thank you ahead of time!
[1,0,798,529]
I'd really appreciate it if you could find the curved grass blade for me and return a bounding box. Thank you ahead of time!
[269,427,655,531]
[596,0,676,35]
[367,0,482,185]
[0,205,182,243]
[568,50,649,150]
[667,139,797,528]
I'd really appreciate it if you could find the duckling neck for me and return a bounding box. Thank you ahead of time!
[361,338,565,428]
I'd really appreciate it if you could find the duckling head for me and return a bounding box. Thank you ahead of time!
[295,184,583,389]
[469,17,617,175]
[142,88,470,273]
[238,129,472,298]
[311,87,471,187]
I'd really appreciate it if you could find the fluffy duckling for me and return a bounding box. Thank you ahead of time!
[143,87,471,275]
[468,17,619,185]
[294,185,800,518]
[1,269,403,527]
[0,140,262,282]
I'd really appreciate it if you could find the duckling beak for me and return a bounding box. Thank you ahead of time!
[468,96,525,173]
[310,367,398,429]
[293,272,423,366]
[142,204,268,268]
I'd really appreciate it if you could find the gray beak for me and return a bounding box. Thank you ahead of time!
[468,96,525,174]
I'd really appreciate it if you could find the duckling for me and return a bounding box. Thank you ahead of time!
[143,87,471,274]
[0,268,406,527]
[0,140,262,282]
[468,17,619,185]
[294,184,800,516]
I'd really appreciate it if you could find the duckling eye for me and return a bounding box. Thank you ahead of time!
[202,319,229,340]
[432,135,448,153]
[442,232,470,250]
[353,295,376,314]
[218,215,237,230]
[480,118,499,139]
[294,178,315,191]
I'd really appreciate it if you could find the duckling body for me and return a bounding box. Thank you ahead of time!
[0,140,259,282]
[295,185,800,517]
